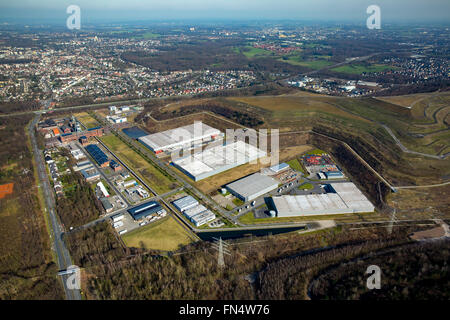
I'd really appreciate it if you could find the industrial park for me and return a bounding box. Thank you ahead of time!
[35,104,377,244]
[1,2,448,305]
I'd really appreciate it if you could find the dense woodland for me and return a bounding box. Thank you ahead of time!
[63,219,442,300]
[145,99,265,128]
[121,40,308,75]
[0,101,40,114]
[0,115,63,299]
[55,169,103,228]
[309,240,450,300]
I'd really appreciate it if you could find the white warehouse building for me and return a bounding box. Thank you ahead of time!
[226,172,279,202]
[272,182,375,217]
[172,195,199,212]
[138,122,221,154]
[172,140,267,181]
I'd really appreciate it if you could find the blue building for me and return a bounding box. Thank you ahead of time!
[85,144,110,167]
[127,201,163,221]
[324,171,344,179]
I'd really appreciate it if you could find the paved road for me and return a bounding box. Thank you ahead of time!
[29,114,81,300]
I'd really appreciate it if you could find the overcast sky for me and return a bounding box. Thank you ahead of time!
[1,0,449,24]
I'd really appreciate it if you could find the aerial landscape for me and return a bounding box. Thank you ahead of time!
[0,0,448,312]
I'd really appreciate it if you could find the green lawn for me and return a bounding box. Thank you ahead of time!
[100,134,177,194]
[237,46,273,58]
[238,210,346,224]
[280,57,333,69]
[298,183,314,190]
[331,64,395,75]
[122,216,193,251]
[286,158,305,173]
[232,198,245,206]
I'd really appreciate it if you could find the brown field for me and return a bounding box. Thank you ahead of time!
[145,111,243,134]
[375,93,432,108]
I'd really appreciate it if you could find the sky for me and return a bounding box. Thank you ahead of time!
[0,0,449,25]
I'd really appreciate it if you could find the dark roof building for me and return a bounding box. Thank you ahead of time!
[85,144,110,167]
[128,201,163,221]
[110,160,122,172]
[100,197,114,213]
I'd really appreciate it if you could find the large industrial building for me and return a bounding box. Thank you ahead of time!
[138,122,221,154]
[172,195,216,227]
[226,173,279,202]
[85,144,110,167]
[172,140,267,181]
[172,195,199,212]
[272,182,375,217]
[127,201,165,221]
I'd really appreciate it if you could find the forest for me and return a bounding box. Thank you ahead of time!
[0,101,40,114]
[55,169,103,228]
[308,240,449,300]
[64,215,442,300]
[0,115,63,299]
[145,99,265,128]
[120,39,308,75]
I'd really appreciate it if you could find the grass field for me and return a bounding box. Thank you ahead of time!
[238,210,365,224]
[331,64,395,75]
[236,46,274,58]
[299,183,314,190]
[280,56,333,69]
[286,158,305,173]
[100,134,177,194]
[122,216,193,251]
[75,112,100,129]
[228,96,372,124]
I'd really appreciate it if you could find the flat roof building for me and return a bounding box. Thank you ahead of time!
[85,144,110,167]
[128,201,163,221]
[226,172,279,202]
[270,163,290,173]
[184,204,208,219]
[81,167,100,182]
[172,195,199,212]
[100,197,113,213]
[97,181,109,198]
[190,210,216,227]
[172,140,266,181]
[324,171,344,179]
[138,122,221,154]
[272,182,374,217]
